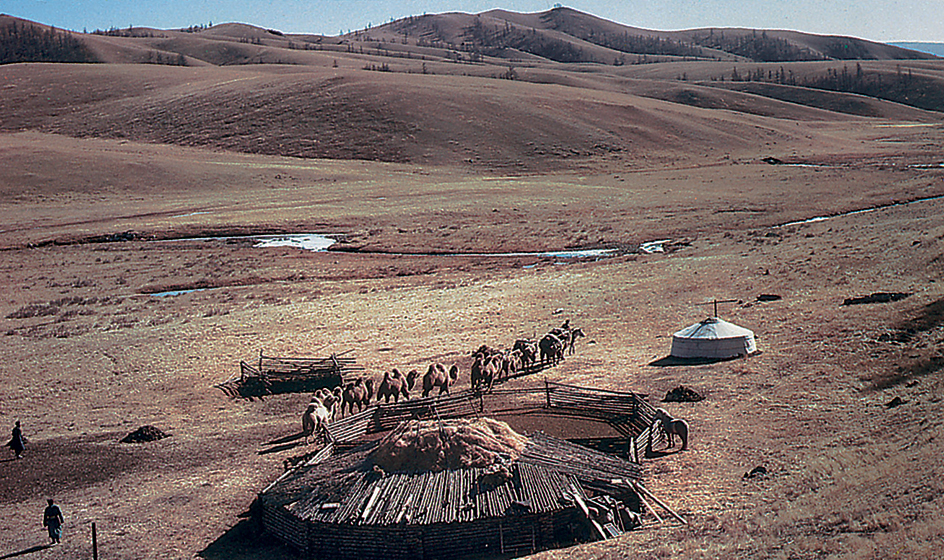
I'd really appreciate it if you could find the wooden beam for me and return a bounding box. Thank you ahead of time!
[633,482,686,525]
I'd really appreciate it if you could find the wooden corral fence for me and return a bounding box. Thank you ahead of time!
[324,381,665,461]
[259,429,648,560]
[258,382,685,560]
[216,350,364,398]
[541,381,666,462]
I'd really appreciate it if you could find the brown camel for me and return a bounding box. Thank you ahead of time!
[340,377,375,416]
[472,354,501,392]
[376,368,418,403]
[470,354,486,391]
[422,363,458,397]
[513,339,538,369]
[539,333,564,365]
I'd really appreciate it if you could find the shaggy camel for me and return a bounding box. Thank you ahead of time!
[483,355,502,392]
[340,378,374,416]
[471,354,501,392]
[654,408,689,451]
[513,339,538,370]
[312,387,342,421]
[302,397,331,445]
[539,333,564,365]
[422,363,458,397]
[376,368,418,403]
[470,354,486,392]
[503,349,523,380]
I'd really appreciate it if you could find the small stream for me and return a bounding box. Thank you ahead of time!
[147,194,943,297]
[774,194,944,228]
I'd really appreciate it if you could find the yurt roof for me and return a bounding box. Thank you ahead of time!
[673,316,754,339]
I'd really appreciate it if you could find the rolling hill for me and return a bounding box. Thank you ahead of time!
[1,8,943,169]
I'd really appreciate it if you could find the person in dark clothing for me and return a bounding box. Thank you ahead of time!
[43,499,64,544]
[6,420,25,459]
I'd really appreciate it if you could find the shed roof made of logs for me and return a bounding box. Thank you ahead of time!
[264,432,643,527]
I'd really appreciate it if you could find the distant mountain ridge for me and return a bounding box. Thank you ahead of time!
[1,9,943,169]
[1,7,937,67]
[377,7,934,63]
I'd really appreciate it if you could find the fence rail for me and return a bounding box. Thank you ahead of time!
[217,350,364,398]
[322,380,665,459]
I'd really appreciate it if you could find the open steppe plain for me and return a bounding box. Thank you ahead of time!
[2,67,944,559]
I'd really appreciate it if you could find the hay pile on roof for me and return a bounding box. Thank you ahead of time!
[373,417,528,473]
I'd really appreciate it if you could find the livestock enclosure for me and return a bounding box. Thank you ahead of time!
[323,381,667,461]
[215,350,364,398]
[258,382,675,560]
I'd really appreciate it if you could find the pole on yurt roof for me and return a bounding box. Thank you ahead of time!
[697,298,739,318]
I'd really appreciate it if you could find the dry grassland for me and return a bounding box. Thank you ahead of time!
[1,63,944,560]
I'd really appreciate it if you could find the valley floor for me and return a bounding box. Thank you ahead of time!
[1,129,943,559]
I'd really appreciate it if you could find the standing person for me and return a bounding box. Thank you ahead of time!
[6,420,25,459]
[43,499,64,545]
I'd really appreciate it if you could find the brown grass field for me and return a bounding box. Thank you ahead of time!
[2,9,944,560]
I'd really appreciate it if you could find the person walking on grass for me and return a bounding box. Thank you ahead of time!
[6,420,25,459]
[43,499,64,545]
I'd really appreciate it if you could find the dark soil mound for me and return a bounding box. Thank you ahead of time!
[121,425,170,444]
[663,386,705,402]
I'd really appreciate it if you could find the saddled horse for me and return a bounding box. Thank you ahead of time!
[562,327,586,354]
[654,408,689,451]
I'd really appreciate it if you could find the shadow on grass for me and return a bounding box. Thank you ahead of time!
[869,297,944,390]
[259,431,314,455]
[648,355,743,367]
[645,447,685,459]
[0,545,53,559]
[198,509,300,560]
[870,356,944,390]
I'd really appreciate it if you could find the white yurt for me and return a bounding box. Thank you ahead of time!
[670,316,757,359]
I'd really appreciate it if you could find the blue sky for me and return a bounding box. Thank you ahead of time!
[3,1,942,42]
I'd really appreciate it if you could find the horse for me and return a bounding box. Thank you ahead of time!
[566,327,586,355]
[654,408,689,451]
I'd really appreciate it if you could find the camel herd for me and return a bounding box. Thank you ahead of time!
[299,322,586,445]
